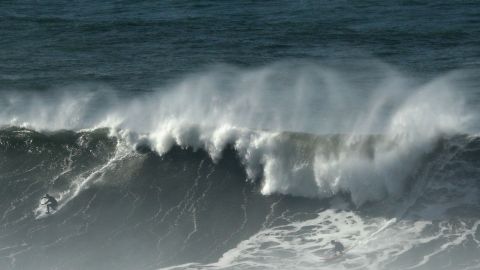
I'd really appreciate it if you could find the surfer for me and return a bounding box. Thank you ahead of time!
[42,194,58,214]
[331,240,345,255]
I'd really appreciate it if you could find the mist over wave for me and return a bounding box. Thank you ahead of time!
[0,62,474,204]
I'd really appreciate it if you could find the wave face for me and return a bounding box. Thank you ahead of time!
[0,127,479,270]
[0,63,474,204]
[0,62,479,270]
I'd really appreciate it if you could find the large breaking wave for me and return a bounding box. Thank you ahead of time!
[1,62,479,270]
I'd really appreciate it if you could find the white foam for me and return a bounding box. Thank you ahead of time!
[2,62,474,205]
[157,211,480,270]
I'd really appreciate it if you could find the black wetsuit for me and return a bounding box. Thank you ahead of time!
[44,195,58,213]
[333,241,345,254]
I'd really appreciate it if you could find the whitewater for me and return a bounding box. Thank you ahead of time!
[1,62,479,270]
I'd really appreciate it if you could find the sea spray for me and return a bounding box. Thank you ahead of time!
[0,62,473,205]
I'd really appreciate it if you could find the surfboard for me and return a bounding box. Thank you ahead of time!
[320,252,345,262]
[34,198,55,219]
[319,245,353,262]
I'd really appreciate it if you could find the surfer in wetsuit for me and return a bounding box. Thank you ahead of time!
[42,194,58,214]
[331,240,345,255]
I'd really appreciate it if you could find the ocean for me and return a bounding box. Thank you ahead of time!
[0,1,479,269]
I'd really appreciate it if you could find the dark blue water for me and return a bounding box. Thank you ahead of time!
[1,0,479,92]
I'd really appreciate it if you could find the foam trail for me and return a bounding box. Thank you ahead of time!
[34,134,133,219]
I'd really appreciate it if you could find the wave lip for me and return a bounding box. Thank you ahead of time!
[0,62,475,206]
